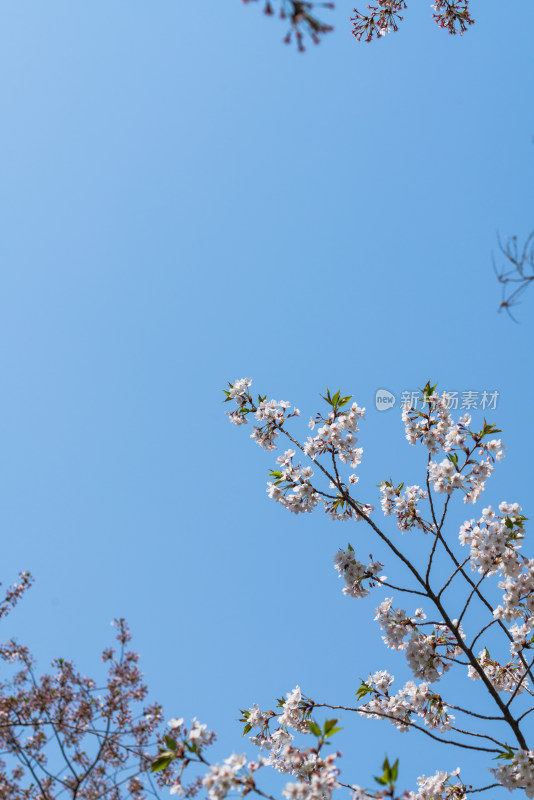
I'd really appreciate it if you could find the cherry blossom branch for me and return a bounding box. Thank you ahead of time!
[448,726,508,750]
[469,618,500,651]
[437,557,471,600]
[426,528,440,584]
[223,379,534,795]
[8,732,54,799]
[271,409,530,746]
[377,580,427,597]
[314,703,501,753]
[505,656,534,705]
[457,572,489,626]
[446,703,505,722]
[431,518,534,688]
[336,496,528,745]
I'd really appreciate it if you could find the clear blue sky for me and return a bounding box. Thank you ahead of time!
[1,0,533,795]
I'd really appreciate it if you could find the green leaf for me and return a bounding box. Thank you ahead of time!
[355,682,372,700]
[374,755,398,789]
[307,720,322,737]
[164,735,177,750]
[324,726,342,738]
[495,746,515,761]
[243,723,252,736]
[420,380,437,399]
[150,753,175,773]
[323,718,338,735]
[321,388,333,406]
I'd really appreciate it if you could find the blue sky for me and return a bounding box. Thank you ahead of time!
[1,0,533,795]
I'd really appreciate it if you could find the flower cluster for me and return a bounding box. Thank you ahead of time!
[250,727,294,753]
[305,399,365,468]
[427,458,468,495]
[241,692,309,757]
[467,649,530,695]
[358,673,455,732]
[404,389,503,453]
[459,503,525,576]
[496,564,534,655]
[333,545,385,598]
[240,691,342,800]
[252,399,298,450]
[457,503,534,656]
[431,0,474,35]
[496,560,534,620]
[202,754,248,800]
[379,481,428,532]
[408,768,466,800]
[324,494,374,522]
[267,450,320,514]
[228,377,253,403]
[405,627,462,683]
[374,599,462,681]
[0,571,33,619]
[278,686,310,733]
[350,0,407,42]
[374,597,424,650]
[225,377,253,426]
[403,389,505,504]
[428,455,497,505]
[282,752,339,800]
[224,378,299,450]
[189,717,216,747]
[492,750,534,798]
[243,704,273,731]
[402,390,461,453]
[227,381,375,525]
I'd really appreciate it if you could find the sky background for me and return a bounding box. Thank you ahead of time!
[1,0,534,795]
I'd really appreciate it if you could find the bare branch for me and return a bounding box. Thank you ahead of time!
[494,230,534,319]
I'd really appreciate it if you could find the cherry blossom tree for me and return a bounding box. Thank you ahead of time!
[6,375,534,799]
[0,572,186,799]
[242,1,474,51]
[150,377,534,800]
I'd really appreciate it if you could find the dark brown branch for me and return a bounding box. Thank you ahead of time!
[495,230,534,319]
